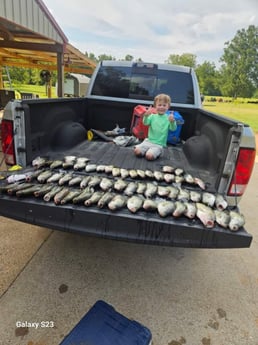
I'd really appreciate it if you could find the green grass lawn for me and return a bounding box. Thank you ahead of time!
[203,101,258,133]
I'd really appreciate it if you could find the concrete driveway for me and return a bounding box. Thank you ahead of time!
[0,164,257,345]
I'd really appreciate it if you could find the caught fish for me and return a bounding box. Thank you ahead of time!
[163,173,175,184]
[68,175,83,186]
[47,172,64,183]
[136,169,145,179]
[214,210,231,228]
[175,168,184,176]
[114,179,128,192]
[37,170,53,183]
[32,156,49,169]
[202,192,216,207]
[108,194,127,211]
[112,167,121,177]
[104,165,113,174]
[96,164,106,173]
[120,168,129,179]
[84,191,104,206]
[228,211,245,231]
[215,194,228,211]
[62,156,77,169]
[157,185,171,197]
[184,173,195,184]
[34,184,53,197]
[157,200,175,217]
[49,159,63,169]
[190,190,202,202]
[43,186,63,202]
[0,182,19,193]
[184,202,197,219]
[79,175,92,189]
[167,186,179,199]
[16,184,42,197]
[129,169,138,179]
[136,182,146,194]
[73,157,90,170]
[194,177,206,190]
[142,199,157,211]
[60,189,82,205]
[162,165,175,173]
[177,188,190,201]
[7,173,27,183]
[88,176,101,188]
[54,187,70,205]
[127,195,144,213]
[99,177,114,191]
[97,192,115,208]
[173,201,186,217]
[7,183,33,195]
[72,187,94,204]
[58,173,73,186]
[145,170,154,179]
[144,182,158,198]
[196,203,215,228]
[85,164,97,173]
[124,182,138,196]
[25,169,45,182]
[153,171,164,181]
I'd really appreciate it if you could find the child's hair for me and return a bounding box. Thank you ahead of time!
[154,93,171,106]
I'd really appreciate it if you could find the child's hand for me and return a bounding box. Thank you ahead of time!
[145,105,156,116]
[168,113,175,122]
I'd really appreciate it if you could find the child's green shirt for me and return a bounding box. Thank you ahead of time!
[143,113,177,147]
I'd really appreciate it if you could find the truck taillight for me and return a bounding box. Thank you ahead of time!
[1,119,16,165]
[228,148,256,196]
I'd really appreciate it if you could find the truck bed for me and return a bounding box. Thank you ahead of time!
[0,139,252,248]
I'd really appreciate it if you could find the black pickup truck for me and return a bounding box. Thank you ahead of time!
[0,61,256,248]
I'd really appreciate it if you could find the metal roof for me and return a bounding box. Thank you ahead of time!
[0,0,96,88]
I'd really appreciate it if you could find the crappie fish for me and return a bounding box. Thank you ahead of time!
[108,194,127,211]
[96,164,107,173]
[190,190,202,202]
[175,175,184,184]
[175,168,184,176]
[177,188,190,201]
[215,194,228,211]
[153,171,164,181]
[124,182,138,196]
[157,200,175,217]
[184,173,195,184]
[97,192,115,208]
[214,210,231,228]
[58,173,73,186]
[49,159,63,169]
[202,192,216,207]
[127,195,144,213]
[112,167,121,177]
[73,157,90,170]
[85,164,97,173]
[113,179,128,192]
[0,182,19,193]
[43,186,63,202]
[104,165,114,174]
[62,156,77,169]
[16,184,42,197]
[54,187,70,205]
[34,184,53,197]
[7,182,33,195]
[142,199,157,211]
[47,172,64,183]
[137,169,146,179]
[163,173,175,184]
[167,186,179,199]
[157,185,171,197]
[228,211,245,231]
[196,202,215,228]
[173,201,186,217]
[145,170,154,179]
[60,189,82,204]
[32,156,49,169]
[84,191,104,206]
[194,177,206,190]
[162,165,175,173]
[120,168,129,179]
[99,177,114,191]
[144,182,158,198]
[184,202,197,219]
[68,176,83,186]
[72,187,94,204]
[79,175,92,189]
[136,182,146,194]
[37,170,53,183]
[25,169,44,182]
[129,169,138,179]
[88,176,101,188]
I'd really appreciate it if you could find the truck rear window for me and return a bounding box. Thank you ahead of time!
[91,65,194,104]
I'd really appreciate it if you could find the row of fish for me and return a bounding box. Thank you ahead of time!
[0,178,245,231]
[29,155,206,189]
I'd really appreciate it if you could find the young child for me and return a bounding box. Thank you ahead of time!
[133,93,177,160]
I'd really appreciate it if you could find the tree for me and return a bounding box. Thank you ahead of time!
[195,61,221,96]
[219,25,258,97]
[166,53,197,68]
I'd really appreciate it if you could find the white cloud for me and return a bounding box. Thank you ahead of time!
[44,0,258,65]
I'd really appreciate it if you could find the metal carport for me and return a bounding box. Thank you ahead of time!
[0,0,96,97]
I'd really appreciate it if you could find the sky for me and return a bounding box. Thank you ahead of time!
[43,0,258,66]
